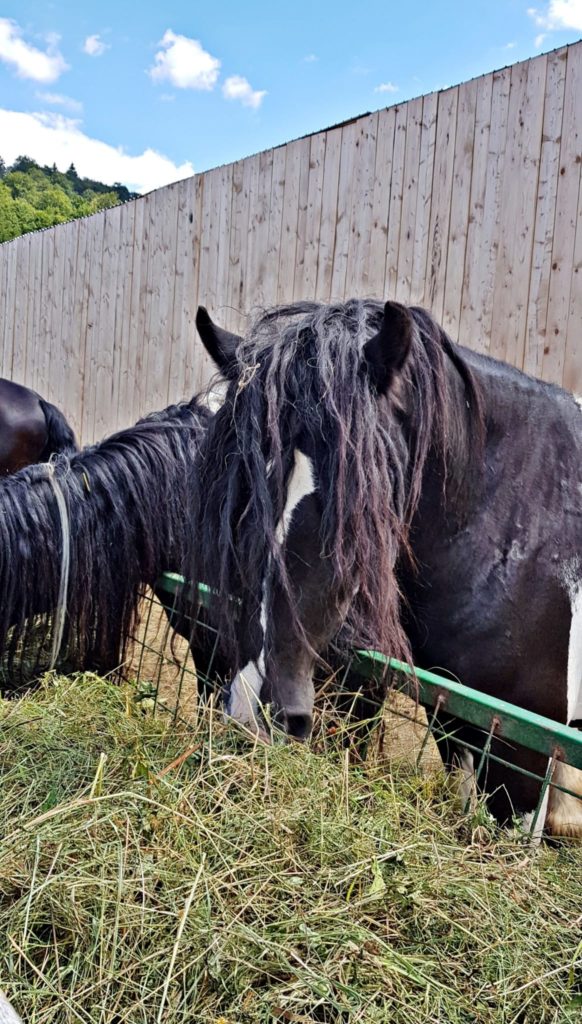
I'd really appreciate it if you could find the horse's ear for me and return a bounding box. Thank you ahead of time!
[363,301,414,395]
[196,307,242,377]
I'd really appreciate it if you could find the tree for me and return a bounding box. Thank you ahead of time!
[0,156,136,241]
[11,155,37,174]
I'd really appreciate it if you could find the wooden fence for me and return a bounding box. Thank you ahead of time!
[0,41,581,443]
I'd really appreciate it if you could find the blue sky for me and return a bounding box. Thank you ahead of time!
[0,0,581,193]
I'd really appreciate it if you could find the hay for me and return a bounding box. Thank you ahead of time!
[1,675,581,1023]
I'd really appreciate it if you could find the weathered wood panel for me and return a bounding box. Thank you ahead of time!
[0,41,581,443]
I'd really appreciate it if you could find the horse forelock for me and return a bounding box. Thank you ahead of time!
[191,299,484,668]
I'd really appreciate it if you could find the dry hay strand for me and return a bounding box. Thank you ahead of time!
[1,674,581,1024]
[122,588,200,722]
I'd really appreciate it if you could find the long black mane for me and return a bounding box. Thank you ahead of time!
[0,398,209,693]
[191,299,484,666]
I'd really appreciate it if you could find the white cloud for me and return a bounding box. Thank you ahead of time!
[222,74,266,109]
[527,0,582,32]
[149,29,220,90]
[0,17,68,83]
[83,34,108,57]
[37,91,83,113]
[374,81,399,94]
[0,107,193,194]
[303,53,318,63]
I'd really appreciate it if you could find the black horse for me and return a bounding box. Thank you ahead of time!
[0,398,211,693]
[0,378,77,473]
[191,300,582,837]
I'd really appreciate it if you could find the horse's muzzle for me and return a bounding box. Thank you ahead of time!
[277,707,313,741]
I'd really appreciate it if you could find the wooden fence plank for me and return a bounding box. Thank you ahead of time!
[315,126,342,302]
[547,43,582,388]
[523,49,568,378]
[427,87,459,322]
[167,177,198,401]
[25,227,43,398]
[331,121,359,301]
[1,238,17,378]
[11,233,30,384]
[278,138,305,303]
[146,184,180,416]
[396,98,423,304]
[410,92,438,307]
[442,78,478,339]
[245,152,271,313]
[490,54,546,368]
[465,66,512,354]
[57,222,80,416]
[93,205,121,439]
[385,104,408,300]
[458,74,494,345]
[368,106,396,298]
[80,216,105,441]
[346,112,378,298]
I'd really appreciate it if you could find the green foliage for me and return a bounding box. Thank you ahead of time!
[0,155,138,243]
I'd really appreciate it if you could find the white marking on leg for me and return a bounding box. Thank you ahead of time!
[566,581,582,722]
[573,394,582,413]
[458,750,476,812]
[226,449,316,729]
[0,990,23,1024]
[547,761,582,837]
[521,763,551,843]
[541,565,582,837]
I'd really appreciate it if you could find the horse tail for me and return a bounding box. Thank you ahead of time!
[38,398,78,459]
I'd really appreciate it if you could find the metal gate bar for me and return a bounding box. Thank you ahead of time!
[137,573,582,820]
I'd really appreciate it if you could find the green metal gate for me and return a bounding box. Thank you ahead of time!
[128,572,582,832]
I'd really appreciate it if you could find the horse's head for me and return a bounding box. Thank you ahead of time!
[194,300,417,739]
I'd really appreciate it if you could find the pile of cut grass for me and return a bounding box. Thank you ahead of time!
[0,674,581,1023]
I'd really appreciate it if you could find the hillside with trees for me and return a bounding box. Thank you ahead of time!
[0,157,139,243]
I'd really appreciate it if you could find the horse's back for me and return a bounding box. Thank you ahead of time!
[0,378,47,473]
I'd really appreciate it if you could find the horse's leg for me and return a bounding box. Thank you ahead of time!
[544,609,582,838]
[325,654,389,758]
[425,710,557,837]
[546,679,582,837]
[154,586,227,704]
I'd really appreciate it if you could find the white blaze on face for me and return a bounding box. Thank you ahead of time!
[224,661,263,729]
[275,449,316,543]
[226,448,316,730]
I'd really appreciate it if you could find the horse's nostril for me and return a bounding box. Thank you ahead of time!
[284,712,313,741]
